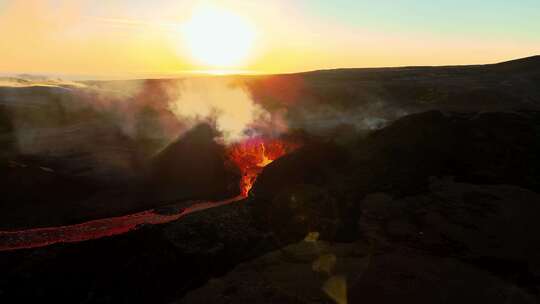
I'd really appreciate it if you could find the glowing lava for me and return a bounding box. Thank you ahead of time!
[0,138,300,252]
[228,137,299,196]
[0,196,243,252]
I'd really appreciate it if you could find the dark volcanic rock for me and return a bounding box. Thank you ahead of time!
[358,178,540,294]
[356,110,540,194]
[0,201,275,304]
[252,142,349,201]
[248,110,540,243]
[250,142,351,243]
[0,105,15,159]
[0,123,242,229]
[149,123,240,201]
[0,161,100,229]
[180,180,540,304]
[180,241,537,304]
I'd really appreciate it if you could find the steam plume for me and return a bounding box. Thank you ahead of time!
[167,78,270,143]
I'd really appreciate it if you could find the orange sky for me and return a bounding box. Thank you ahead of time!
[0,0,538,78]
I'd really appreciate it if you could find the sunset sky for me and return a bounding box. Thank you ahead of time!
[0,0,538,78]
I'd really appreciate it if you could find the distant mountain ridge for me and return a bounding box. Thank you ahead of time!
[488,55,540,72]
[295,55,540,75]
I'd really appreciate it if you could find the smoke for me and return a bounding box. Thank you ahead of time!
[289,100,408,137]
[166,78,274,144]
[1,72,409,161]
[0,70,414,183]
[0,75,287,158]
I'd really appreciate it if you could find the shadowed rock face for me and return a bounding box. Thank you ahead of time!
[149,123,241,201]
[249,142,350,242]
[0,162,101,229]
[0,106,15,158]
[249,110,540,243]
[254,110,540,202]
[0,123,241,229]
[357,110,540,194]
[251,142,348,201]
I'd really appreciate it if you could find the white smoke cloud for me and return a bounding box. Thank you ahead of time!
[167,78,271,143]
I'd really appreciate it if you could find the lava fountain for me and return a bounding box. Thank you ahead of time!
[228,137,299,196]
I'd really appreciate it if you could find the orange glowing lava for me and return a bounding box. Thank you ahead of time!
[0,138,300,252]
[228,138,299,196]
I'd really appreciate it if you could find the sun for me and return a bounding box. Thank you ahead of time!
[182,6,256,68]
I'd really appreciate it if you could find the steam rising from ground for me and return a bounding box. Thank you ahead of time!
[167,79,270,143]
[0,74,407,169]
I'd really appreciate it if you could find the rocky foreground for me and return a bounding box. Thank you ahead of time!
[182,179,540,304]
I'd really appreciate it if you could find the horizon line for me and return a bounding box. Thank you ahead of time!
[1,54,538,81]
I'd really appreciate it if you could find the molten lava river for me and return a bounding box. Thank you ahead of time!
[0,138,298,252]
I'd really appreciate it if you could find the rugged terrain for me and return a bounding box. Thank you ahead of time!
[0,56,539,303]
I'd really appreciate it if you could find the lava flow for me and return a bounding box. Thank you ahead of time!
[0,196,243,252]
[0,137,299,252]
[228,137,299,196]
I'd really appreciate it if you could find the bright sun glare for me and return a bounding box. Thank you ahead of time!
[182,6,256,69]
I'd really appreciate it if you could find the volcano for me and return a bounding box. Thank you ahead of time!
[0,125,301,252]
[1,56,540,304]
